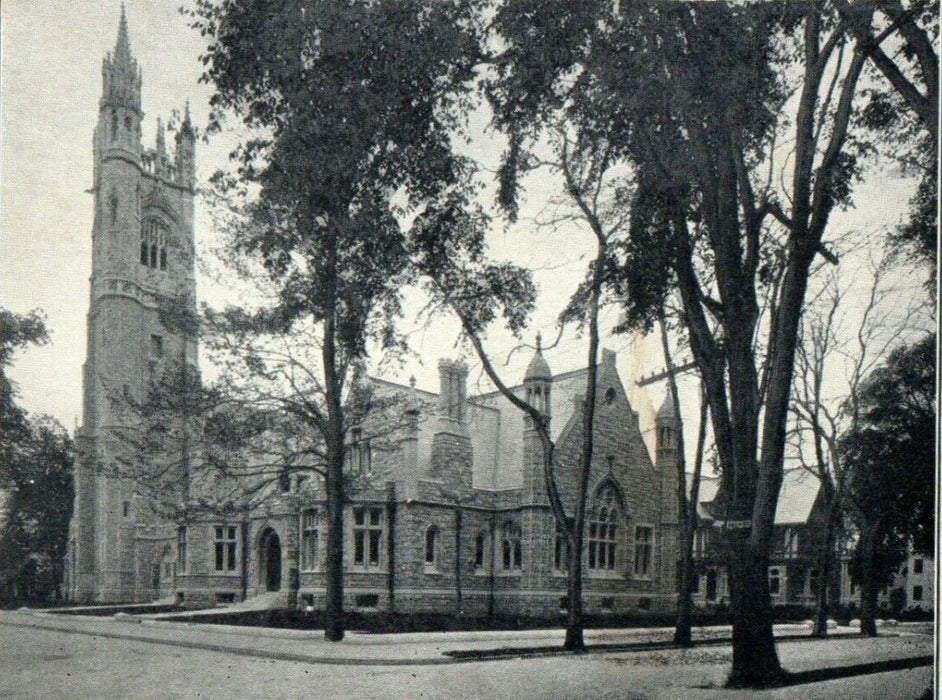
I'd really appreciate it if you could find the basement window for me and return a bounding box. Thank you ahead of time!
[355,594,379,609]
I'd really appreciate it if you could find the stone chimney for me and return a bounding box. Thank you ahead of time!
[430,359,472,491]
[399,376,420,481]
[436,359,468,430]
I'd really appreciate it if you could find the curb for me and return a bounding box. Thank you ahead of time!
[0,618,454,667]
[0,614,911,669]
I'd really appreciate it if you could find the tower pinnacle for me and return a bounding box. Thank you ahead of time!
[101,5,141,114]
[180,101,194,136]
[114,4,132,66]
[156,117,166,157]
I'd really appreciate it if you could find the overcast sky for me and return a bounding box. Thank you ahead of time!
[1,1,926,466]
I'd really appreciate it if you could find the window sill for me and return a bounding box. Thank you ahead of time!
[423,565,441,575]
[588,570,624,580]
[496,570,522,577]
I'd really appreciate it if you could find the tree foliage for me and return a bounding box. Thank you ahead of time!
[0,417,73,605]
[484,1,885,685]
[845,0,938,270]
[0,308,72,605]
[1,308,49,456]
[189,0,485,641]
[843,333,936,556]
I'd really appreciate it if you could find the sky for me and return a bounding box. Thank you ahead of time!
[1,1,928,466]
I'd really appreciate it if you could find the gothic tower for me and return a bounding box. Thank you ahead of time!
[654,387,682,600]
[655,386,682,524]
[522,334,552,503]
[520,335,552,595]
[69,7,196,603]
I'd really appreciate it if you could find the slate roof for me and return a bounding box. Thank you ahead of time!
[524,348,553,382]
[656,390,678,421]
[689,468,820,526]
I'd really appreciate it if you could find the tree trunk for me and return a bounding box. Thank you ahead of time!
[859,522,879,637]
[812,492,838,637]
[565,545,585,650]
[674,525,694,647]
[322,280,345,641]
[674,387,707,647]
[454,506,463,617]
[324,433,345,641]
[726,533,783,687]
[564,238,606,652]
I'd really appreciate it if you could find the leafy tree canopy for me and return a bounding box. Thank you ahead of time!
[842,333,936,556]
[191,0,486,360]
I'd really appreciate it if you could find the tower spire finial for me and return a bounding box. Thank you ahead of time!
[536,332,542,352]
[115,4,132,64]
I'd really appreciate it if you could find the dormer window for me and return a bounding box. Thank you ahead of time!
[141,219,168,270]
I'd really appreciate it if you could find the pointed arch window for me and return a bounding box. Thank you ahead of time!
[501,521,522,570]
[109,191,118,226]
[141,219,169,270]
[424,525,439,569]
[473,531,487,571]
[588,483,621,570]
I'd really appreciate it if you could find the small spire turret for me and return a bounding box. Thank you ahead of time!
[180,101,194,137]
[156,117,166,157]
[656,386,680,453]
[175,101,197,188]
[523,334,552,426]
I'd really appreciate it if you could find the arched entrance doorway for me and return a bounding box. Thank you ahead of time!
[259,529,282,592]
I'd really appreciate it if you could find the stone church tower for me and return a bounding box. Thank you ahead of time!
[67,8,196,603]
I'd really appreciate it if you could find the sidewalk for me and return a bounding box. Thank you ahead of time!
[0,608,929,667]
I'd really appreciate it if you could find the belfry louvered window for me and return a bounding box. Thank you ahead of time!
[140,219,168,270]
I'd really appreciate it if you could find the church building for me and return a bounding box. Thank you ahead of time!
[65,10,682,616]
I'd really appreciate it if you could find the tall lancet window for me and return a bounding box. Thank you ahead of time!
[140,219,168,270]
[588,482,621,571]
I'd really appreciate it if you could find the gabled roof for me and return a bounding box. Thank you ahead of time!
[774,468,821,525]
[689,468,820,526]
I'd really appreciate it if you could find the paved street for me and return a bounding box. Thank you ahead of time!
[0,611,932,699]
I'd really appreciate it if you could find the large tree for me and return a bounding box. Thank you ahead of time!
[0,309,49,468]
[789,242,931,635]
[0,417,73,605]
[486,1,895,685]
[655,314,710,647]
[0,308,73,605]
[417,126,633,650]
[189,0,481,641]
[841,333,935,635]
